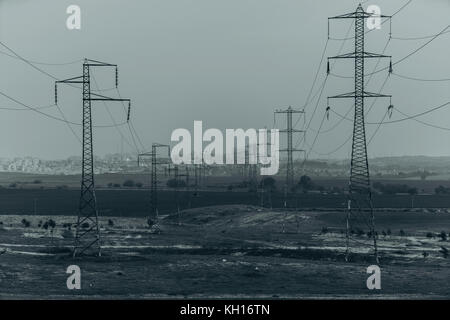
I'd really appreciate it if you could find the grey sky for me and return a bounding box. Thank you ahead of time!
[0,0,448,160]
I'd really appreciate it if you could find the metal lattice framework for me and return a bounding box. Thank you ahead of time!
[138,143,170,218]
[55,59,131,257]
[328,5,392,263]
[274,106,305,190]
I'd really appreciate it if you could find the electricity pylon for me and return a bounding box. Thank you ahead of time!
[328,4,392,263]
[258,127,273,208]
[55,58,131,257]
[138,143,170,218]
[275,106,305,207]
[244,144,258,190]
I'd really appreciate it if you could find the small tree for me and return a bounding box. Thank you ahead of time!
[297,175,314,192]
[21,219,31,228]
[123,179,135,188]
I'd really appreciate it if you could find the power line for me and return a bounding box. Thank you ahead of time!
[391,29,450,41]
[0,40,85,142]
[0,103,55,111]
[312,37,391,157]
[0,89,128,128]
[392,72,450,82]
[91,72,137,153]
[394,108,450,132]
[330,101,450,125]
[296,16,359,149]
[0,40,61,81]
[115,87,146,152]
[366,25,450,76]
[327,0,413,41]
[0,50,82,66]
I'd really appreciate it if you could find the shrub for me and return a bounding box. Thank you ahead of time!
[123,180,135,187]
[426,232,434,238]
[298,175,314,191]
[439,231,447,241]
[21,219,31,228]
[399,229,406,237]
[48,219,56,229]
[435,185,450,195]
[373,182,417,195]
[135,182,143,188]
[33,179,42,184]
[108,219,114,227]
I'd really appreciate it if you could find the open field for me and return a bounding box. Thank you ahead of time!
[3,172,450,193]
[3,188,450,217]
[1,205,450,299]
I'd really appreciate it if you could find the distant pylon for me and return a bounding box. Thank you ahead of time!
[55,59,131,257]
[328,5,392,263]
[275,106,305,190]
[138,143,170,219]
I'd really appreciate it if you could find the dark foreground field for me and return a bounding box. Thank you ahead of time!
[1,205,450,299]
[2,188,450,217]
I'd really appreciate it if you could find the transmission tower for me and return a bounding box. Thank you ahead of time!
[258,127,273,208]
[170,165,190,211]
[328,4,392,263]
[138,143,170,219]
[244,144,258,190]
[274,106,305,191]
[55,58,131,257]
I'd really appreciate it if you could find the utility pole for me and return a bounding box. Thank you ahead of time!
[55,58,131,257]
[328,4,392,263]
[275,106,305,206]
[138,143,170,219]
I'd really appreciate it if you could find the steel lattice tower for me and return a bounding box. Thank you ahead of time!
[275,106,305,190]
[328,5,392,263]
[56,59,131,257]
[138,143,170,218]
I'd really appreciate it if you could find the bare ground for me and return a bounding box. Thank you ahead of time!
[0,205,449,299]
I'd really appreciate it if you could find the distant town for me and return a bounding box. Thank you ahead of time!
[1,154,450,180]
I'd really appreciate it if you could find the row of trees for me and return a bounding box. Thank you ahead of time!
[107,180,143,188]
[372,182,418,195]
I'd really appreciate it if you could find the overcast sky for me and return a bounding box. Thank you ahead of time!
[0,0,448,160]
